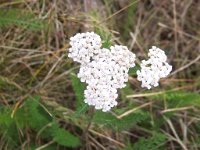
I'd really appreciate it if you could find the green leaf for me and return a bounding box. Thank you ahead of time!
[153,91,200,108]
[0,107,13,127]
[24,96,52,130]
[51,127,80,148]
[128,63,140,76]
[0,9,47,30]
[131,133,167,150]
[121,0,137,40]
[70,73,89,115]
[0,96,81,148]
[120,82,134,102]
[94,27,112,48]
[14,107,28,128]
[93,110,149,130]
[102,34,112,48]
[0,107,19,147]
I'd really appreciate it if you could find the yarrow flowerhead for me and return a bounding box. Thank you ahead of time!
[68,32,136,112]
[77,46,136,111]
[78,46,136,88]
[68,32,172,111]
[136,46,172,89]
[68,32,102,64]
[84,85,118,112]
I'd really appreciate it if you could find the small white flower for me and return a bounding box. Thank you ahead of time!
[84,84,118,112]
[69,32,172,111]
[68,32,102,64]
[68,32,136,111]
[110,45,136,68]
[137,46,172,89]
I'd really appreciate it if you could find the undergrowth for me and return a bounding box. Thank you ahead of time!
[0,0,200,149]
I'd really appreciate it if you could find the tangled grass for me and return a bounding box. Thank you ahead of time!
[0,0,200,149]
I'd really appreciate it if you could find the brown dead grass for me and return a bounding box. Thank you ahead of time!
[0,0,200,149]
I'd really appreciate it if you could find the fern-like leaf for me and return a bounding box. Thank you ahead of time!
[154,91,200,108]
[93,110,149,130]
[131,133,167,150]
[24,96,52,129]
[50,122,80,148]
[0,107,19,148]
[70,73,89,115]
[0,9,46,30]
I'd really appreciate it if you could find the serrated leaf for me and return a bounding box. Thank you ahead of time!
[94,27,112,48]
[0,107,19,147]
[120,82,134,102]
[93,110,149,130]
[70,73,89,115]
[153,91,200,108]
[131,133,167,150]
[52,128,80,148]
[0,9,47,30]
[24,96,52,129]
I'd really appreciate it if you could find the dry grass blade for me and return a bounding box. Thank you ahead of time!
[89,129,125,148]
[170,55,200,76]
[126,85,193,98]
[0,76,24,91]
[161,106,194,114]
[35,140,55,150]
[117,102,152,119]
[164,116,188,150]
[100,0,140,24]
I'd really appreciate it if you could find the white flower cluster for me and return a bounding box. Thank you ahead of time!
[136,46,172,89]
[68,32,172,111]
[68,32,102,64]
[68,32,136,112]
